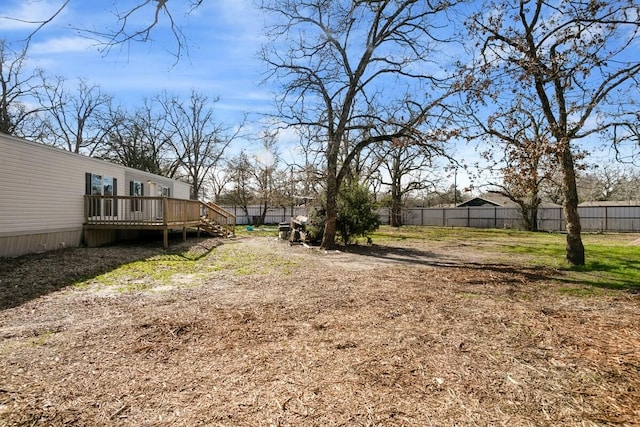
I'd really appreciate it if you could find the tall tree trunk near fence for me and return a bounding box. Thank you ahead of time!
[390,170,403,227]
[559,142,585,265]
[521,193,540,232]
[391,197,403,227]
[321,154,339,250]
[529,206,539,232]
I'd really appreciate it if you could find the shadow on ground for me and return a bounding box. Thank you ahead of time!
[342,243,561,284]
[344,243,640,293]
[0,236,219,311]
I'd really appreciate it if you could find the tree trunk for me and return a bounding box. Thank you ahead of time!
[321,150,339,250]
[322,190,338,250]
[518,202,534,231]
[390,184,403,228]
[559,141,585,265]
[259,201,268,227]
[528,193,540,232]
[390,201,402,227]
[390,155,403,227]
[191,181,199,200]
[529,205,539,232]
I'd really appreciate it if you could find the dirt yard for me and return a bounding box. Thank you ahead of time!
[1,235,639,426]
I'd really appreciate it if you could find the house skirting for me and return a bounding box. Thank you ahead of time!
[0,228,83,258]
[82,228,146,248]
[0,228,152,258]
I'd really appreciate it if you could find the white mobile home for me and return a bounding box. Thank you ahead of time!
[0,134,234,258]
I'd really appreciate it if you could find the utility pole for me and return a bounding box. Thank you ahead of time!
[454,167,458,206]
[290,166,294,218]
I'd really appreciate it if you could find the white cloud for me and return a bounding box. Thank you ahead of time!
[0,0,68,31]
[30,36,96,54]
[276,126,303,147]
[5,1,275,138]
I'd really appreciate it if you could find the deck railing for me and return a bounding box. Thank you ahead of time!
[200,201,236,236]
[84,195,202,226]
[84,196,234,232]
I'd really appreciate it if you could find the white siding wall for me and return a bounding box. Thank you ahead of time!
[1,136,120,234]
[172,181,191,200]
[122,170,191,200]
[0,134,191,257]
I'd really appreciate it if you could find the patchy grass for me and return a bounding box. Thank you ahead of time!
[28,329,58,347]
[212,240,299,275]
[77,242,221,292]
[79,257,205,292]
[371,225,534,243]
[76,237,299,292]
[237,224,639,291]
[372,226,640,292]
[567,244,640,291]
[235,225,280,238]
[230,223,639,292]
[495,232,640,291]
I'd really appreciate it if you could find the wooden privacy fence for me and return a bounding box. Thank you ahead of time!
[221,204,640,232]
[383,205,640,232]
[221,206,309,226]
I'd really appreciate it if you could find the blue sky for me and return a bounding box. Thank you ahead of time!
[0,0,287,142]
[0,0,479,189]
[3,1,634,193]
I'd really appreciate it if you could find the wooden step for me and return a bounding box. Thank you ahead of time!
[199,219,228,237]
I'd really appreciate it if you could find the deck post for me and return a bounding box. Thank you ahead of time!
[163,227,169,249]
[183,226,187,241]
[84,196,88,224]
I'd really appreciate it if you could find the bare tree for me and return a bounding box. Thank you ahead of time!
[260,0,458,249]
[0,40,45,137]
[223,150,255,220]
[419,183,464,207]
[612,167,640,202]
[611,111,640,166]
[285,126,326,203]
[251,131,283,225]
[19,0,198,61]
[36,76,114,155]
[577,163,640,203]
[474,105,562,231]
[219,132,289,224]
[100,101,175,175]
[371,138,446,227]
[205,165,233,203]
[465,0,640,265]
[158,91,240,199]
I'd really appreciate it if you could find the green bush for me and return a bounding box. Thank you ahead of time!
[305,206,326,245]
[304,183,380,246]
[336,181,381,245]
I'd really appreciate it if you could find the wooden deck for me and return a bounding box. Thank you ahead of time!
[83,196,236,248]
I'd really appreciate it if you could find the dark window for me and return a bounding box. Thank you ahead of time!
[130,180,144,212]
